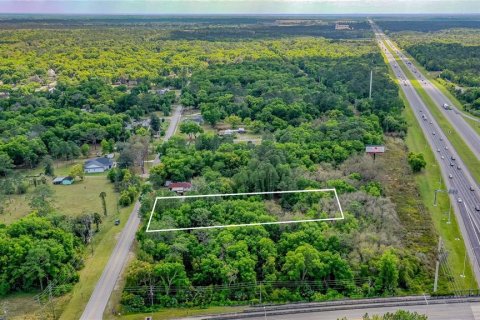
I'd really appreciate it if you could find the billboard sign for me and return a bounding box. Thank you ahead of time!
[366,145,385,153]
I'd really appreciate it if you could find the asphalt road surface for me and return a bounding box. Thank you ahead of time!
[371,21,480,286]
[382,37,480,159]
[80,105,183,320]
[152,104,183,166]
[245,302,480,320]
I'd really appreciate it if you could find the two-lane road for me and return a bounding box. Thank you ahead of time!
[371,21,480,286]
[80,105,183,320]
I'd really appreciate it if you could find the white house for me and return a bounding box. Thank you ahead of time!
[84,157,113,173]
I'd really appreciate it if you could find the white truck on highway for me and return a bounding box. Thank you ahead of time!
[442,103,451,110]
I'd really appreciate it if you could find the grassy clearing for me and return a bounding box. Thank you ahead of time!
[385,41,480,184]
[2,162,119,224]
[377,137,437,287]
[114,306,247,320]
[1,162,135,319]
[59,202,134,320]
[378,42,476,290]
[0,190,133,319]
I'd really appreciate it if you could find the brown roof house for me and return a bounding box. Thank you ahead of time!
[167,182,192,194]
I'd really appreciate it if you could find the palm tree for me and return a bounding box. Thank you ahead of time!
[92,212,102,232]
[99,191,107,216]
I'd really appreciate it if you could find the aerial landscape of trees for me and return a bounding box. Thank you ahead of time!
[0,16,448,317]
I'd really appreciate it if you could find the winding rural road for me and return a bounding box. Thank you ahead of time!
[371,21,480,287]
[80,104,183,320]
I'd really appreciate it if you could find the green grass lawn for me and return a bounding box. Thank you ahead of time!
[1,160,136,319]
[384,40,480,185]
[402,90,476,290]
[2,162,119,224]
[58,201,134,320]
[379,42,476,290]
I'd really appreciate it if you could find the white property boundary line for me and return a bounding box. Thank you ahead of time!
[146,189,344,232]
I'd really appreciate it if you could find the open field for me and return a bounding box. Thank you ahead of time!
[0,158,136,319]
[2,162,119,225]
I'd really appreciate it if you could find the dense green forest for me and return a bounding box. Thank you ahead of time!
[0,19,437,312]
[376,21,480,115]
[0,211,104,296]
[122,26,431,311]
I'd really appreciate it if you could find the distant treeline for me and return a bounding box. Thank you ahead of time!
[378,20,480,33]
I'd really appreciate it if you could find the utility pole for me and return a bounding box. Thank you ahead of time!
[447,200,452,224]
[48,283,56,320]
[434,237,442,292]
[461,249,467,278]
[369,70,373,99]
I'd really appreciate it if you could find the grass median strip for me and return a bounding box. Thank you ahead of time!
[379,43,476,290]
[402,89,476,290]
[394,44,480,127]
[385,40,480,184]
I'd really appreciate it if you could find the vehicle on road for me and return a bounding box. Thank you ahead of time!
[114,219,120,225]
[476,205,480,212]
[432,131,436,135]
[458,198,463,203]
[442,103,451,110]
[450,162,454,166]
[457,166,462,170]
[437,148,440,152]
[449,174,453,179]
[441,156,445,159]
[451,156,456,160]
[470,186,475,191]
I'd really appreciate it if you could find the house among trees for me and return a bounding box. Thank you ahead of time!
[84,157,114,173]
[52,176,74,185]
[166,181,192,194]
[220,128,246,135]
[190,114,204,124]
[156,88,170,95]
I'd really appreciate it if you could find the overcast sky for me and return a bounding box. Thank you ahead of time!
[0,0,478,15]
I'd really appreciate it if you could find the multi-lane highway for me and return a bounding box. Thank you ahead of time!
[370,21,480,286]
[382,37,480,159]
